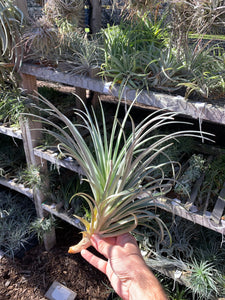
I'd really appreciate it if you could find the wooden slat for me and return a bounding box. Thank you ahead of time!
[0,125,22,139]
[154,196,225,235]
[20,63,225,125]
[42,203,85,231]
[149,265,190,288]
[184,174,205,210]
[34,148,85,175]
[0,178,33,199]
[211,182,225,224]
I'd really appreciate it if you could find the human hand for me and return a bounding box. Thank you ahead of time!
[81,233,167,300]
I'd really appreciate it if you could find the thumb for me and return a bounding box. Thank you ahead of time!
[91,234,113,259]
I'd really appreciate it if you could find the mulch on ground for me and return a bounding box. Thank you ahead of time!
[0,222,111,300]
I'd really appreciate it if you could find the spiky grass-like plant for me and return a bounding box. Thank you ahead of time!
[28,94,212,254]
[58,31,103,76]
[44,0,84,23]
[0,0,23,64]
[30,216,56,244]
[188,259,220,299]
[22,16,60,63]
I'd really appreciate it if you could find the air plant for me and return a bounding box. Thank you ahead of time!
[44,0,84,27]
[174,154,206,197]
[0,88,27,126]
[0,190,36,258]
[0,0,23,65]
[100,17,166,90]
[187,259,220,299]
[27,93,212,254]
[30,216,57,244]
[58,31,103,76]
[22,15,60,63]
[16,164,44,189]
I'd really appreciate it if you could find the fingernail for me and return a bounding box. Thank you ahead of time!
[81,249,86,256]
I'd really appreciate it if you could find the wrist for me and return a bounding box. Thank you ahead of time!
[129,267,168,300]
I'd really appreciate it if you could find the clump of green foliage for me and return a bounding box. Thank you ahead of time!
[0,87,27,126]
[0,135,26,178]
[174,154,206,197]
[30,216,57,244]
[0,190,36,258]
[197,154,225,211]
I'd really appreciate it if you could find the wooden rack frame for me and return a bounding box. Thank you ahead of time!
[1,63,225,262]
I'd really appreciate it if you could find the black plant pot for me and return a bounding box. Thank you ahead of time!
[16,236,39,259]
[10,235,39,259]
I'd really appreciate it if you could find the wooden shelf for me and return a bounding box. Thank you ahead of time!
[34,148,85,175]
[0,125,22,139]
[148,263,190,288]
[0,178,33,199]
[42,203,85,231]
[21,63,225,126]
[154,196,225,235]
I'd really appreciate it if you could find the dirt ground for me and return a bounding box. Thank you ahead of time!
[0,223,111,300]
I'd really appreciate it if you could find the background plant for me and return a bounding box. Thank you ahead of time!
[0,87,27,126]
[58,31,104,76]
[196,153,225,211]
[16,164,45,190]
[47,170,92,215]
[0,135,26,178]
[30,216,57,244]
[136,214,225,299]
[174,154,206,197]
[187,259,221,300]
[100,15,167,90]
[0,190,36,258]
[44,0,84,28]
[0,0,24,65]
[22,15,61,64]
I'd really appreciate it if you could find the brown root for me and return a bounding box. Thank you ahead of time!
[68,232,91,254]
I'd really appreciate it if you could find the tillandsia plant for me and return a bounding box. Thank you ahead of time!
[58,31,103,76]
[17,165,45,189]
[28,93,212,254]
[30,216,57,244]
[174,154,207,197]
[0,0,23,65]
[44,0,84,27]
[100,16,167,90]
[0,87,27,126]
[22,15,60,64]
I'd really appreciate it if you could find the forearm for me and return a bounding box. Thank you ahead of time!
[129,267,168,300]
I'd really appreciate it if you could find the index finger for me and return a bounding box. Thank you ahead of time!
[81,249,107,275]
[91,234,115,258]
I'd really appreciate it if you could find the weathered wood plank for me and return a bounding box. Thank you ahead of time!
[184,174,205,210]
[42,203,85,231]
[155,196,225,235]
[211,182,225,224]
[0,125,22,139]
[20,64,225,125]
[0,178,33,199]
[34,148,85,175]
[19,73,56,250]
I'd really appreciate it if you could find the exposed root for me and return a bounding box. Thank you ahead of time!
[68,232,91,254]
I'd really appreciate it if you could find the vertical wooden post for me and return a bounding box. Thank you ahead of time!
[13,0,29,19]
[90,0,101,34]
[89,68,100,107]
[20,72,56,251]
[75,87,87,110]
[88,0,101,107]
